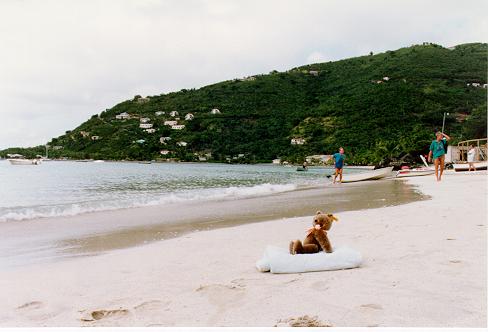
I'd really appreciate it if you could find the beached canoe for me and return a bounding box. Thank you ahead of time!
[8,159,41,165]
[396,167,435,177]
[340,166,393,183]
[452,161,488,172]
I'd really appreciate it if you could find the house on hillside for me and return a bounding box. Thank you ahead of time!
[155,111,164,116]
[272,158,281,164]
[53,146,63,150]
[135,139,145,144]
[185,113,194,121]
[91,136,100,141]
[291,138,305,145]
[383,76,390,81]
[309,70,319,76]
[136,96,150,104]
[164,120,178,126]
[160,150,170,155]
[171,125,185,130]
[139,123,153,129]
[210,108,221,114]
[177,141,188,147]
[80,131,90,138]
[140,117,151,123]
[170,111,179,117]
[115,112,130,120]
[471,83,481,87]
[483,84,487,88]
[145,128,156,133]
[160,137,171,144]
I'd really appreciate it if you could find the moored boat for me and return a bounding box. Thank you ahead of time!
[341,166,393,183]
[8,158,41,165]
[452,161,488,172]
[396,167,435,177]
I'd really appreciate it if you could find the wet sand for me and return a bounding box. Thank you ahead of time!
[0,179,425,268]
[0,171,485,327]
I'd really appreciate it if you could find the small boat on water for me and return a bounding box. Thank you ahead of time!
[296,167,308,172]
[340,166,393,183]
[8,158,41,165]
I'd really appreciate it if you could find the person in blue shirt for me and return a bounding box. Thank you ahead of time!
[333,147,345,183]
[428,131,451,181]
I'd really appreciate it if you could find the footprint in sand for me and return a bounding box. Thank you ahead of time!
[17,301,43,310]
[360,303,383,310]
[80,308,129,322]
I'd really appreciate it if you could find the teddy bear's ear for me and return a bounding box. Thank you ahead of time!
[316,210,323,215]
[328,214,339,222]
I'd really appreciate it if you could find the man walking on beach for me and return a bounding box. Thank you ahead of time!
[428,132,450,181]
[333,147,345,184]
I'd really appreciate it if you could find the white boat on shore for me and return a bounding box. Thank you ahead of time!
[396,167,435,177]
[340,166,393,183]
[8,158,41,165]
[452,161,488,172]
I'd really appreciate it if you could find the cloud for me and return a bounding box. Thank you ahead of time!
[0,0,486,149]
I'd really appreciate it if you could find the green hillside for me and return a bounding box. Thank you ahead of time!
[2,42,487,165]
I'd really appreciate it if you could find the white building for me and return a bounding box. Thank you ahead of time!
[160,137,172,144]
[115,112,130,120]
[139,123,153,129]
[210,108,221,114]
[155,111,164,116]
[198,156,207,161]
[483,84,488,88]
[145,128,156,133]
[472,83,481,87]
[171,125,185,130]
[53,146,63,150]
[160,150,170,155]
[177,141,188,147]
[185,113,194,121]
[164,120,178,126]
[309,70,319,76]
[91,136,100,141]
[272,158,281,164]
[170,111,179,117]
[383,76,390,81]
[136,96,150,104]
[291,138,305,145]
[80,131,90,138]
[140,117,151,123]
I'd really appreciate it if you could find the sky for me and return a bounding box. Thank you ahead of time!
[0,0,486,149]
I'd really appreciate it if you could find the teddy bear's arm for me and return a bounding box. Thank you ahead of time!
[314,230,333,253]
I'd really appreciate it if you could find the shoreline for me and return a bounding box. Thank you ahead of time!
[0,172,486,327]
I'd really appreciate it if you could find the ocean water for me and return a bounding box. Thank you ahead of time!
[0,160,355,222]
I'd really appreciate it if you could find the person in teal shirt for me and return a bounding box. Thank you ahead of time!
[428,131,451,181]
[333,147,345,183]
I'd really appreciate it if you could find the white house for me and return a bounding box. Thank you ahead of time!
[160,150,170,155]
[136,96,150,104]
[291,138,305,145]
[91,136,100,141]
[198,156,207,161]
[171,125,185,130]
[383,76,390,81]
[376,80,383,84]
[177,141,188,147]
[210,108,221,114]
[160,137,171,144]
[53,146,63,150]
[483,84,488,88]
[145,128,156,133]
[80,131,90,138]
[472,83,481,87]
[272,158,281,164]
[170,111,179,117]
[164,120,178,126]
[185,113,194,121]
[155,111,164,116]
[139,123,153,129]
[309,70,319,76]
[140,117,151,123]
[115,112,130,120]
[135,139,145,144]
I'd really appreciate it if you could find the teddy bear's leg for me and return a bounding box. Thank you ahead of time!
[289,240,302,255]
[302,244,319,254]
[315,231,333,253]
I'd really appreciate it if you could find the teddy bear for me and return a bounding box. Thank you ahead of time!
[289,211,338,255]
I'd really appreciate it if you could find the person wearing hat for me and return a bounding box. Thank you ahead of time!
[428,131,451,181]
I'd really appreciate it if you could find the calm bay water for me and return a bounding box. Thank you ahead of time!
[0,160,350,222]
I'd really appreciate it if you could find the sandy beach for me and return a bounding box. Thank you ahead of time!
[0,172,486,327]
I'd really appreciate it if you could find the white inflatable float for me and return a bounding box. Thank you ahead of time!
[256,246,362,274]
